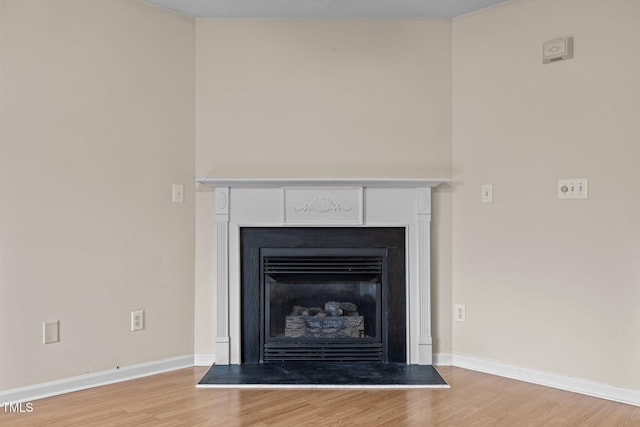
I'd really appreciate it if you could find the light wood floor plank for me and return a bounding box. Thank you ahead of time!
[1,366,639,426]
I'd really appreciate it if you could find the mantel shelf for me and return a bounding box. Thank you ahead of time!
[195,177,449,188]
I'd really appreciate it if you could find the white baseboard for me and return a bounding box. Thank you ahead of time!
[4,353,638,408]
[443,353,640,407]
[433,353,453,366]
[194,353,215,366]
[0,355,193,404]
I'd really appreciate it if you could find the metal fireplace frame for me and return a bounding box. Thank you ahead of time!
[241,227,406,364]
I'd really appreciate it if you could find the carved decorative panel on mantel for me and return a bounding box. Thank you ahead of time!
[283,187,363,225]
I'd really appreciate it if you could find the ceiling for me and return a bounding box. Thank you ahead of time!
[144,0,511,19]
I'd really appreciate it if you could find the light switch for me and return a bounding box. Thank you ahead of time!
[172,184,184,203]
[481,184,493,203]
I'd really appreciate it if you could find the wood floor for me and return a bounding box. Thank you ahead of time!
[2,366,639,426]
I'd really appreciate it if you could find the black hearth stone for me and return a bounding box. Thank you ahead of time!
[197,363,448,388]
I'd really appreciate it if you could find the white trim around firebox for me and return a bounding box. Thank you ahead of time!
[197,178,449,366]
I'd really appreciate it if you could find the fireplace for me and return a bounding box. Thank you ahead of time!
[264,250,383,362]
[241,227,406,363]
[196,178,447,365]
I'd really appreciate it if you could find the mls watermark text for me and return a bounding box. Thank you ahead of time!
[2,402,34,414]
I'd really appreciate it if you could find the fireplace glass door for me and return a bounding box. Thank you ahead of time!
[261,248,387,362]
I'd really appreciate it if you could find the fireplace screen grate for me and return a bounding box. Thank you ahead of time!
[262,252,385,363]
[263,342,383,362]
[264,256,383,275]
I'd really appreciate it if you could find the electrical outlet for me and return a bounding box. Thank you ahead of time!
[131,310,144,331]
[454,304,466,323]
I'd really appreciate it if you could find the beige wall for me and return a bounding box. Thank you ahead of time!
[0,0,195,390]
[5,0,634,396]
[452,0,640,389]
[194,19,453,356]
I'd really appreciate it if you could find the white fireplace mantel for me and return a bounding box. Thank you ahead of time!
[196,177,448,365]
[196,177,448,188]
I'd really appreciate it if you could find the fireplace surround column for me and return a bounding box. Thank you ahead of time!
[417,187,432,364]
[214,187,230,364]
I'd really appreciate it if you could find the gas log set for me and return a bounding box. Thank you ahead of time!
[284,301,365,338]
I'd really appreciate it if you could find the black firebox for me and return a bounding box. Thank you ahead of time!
[241,227,406,364]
